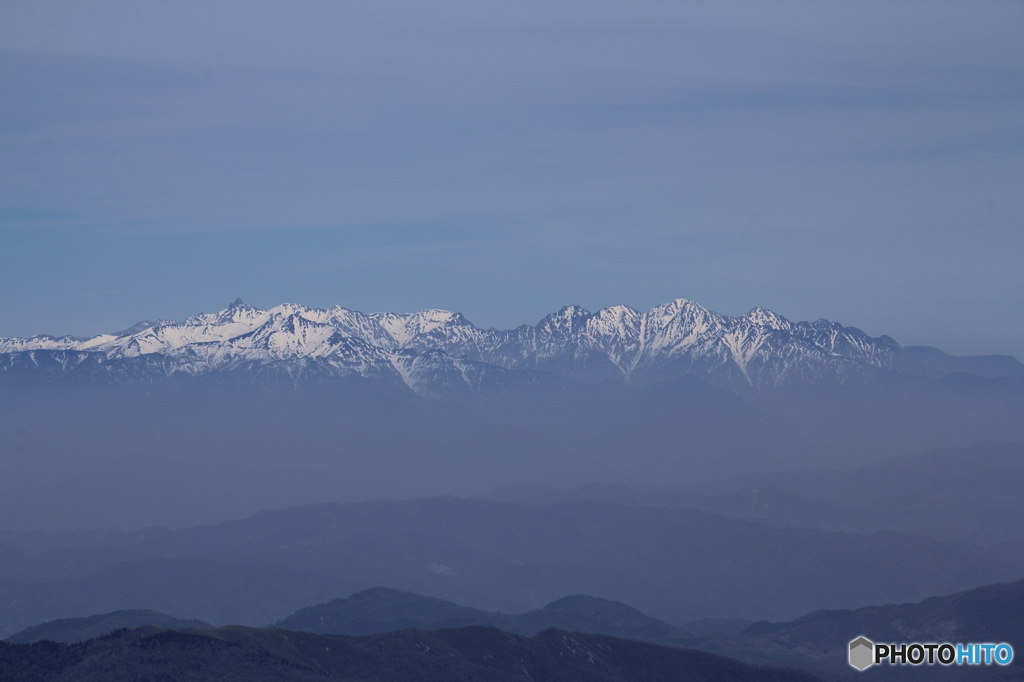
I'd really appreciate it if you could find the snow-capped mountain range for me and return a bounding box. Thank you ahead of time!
[0,298,921,394]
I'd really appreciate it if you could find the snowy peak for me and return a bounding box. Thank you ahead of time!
[743,307,790,330]
[371,309,476,347]
[0,298,928,391]
[531,305,590,343]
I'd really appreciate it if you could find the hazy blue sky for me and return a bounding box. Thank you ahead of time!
[1,1,1022,357]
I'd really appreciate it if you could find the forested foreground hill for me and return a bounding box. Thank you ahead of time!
[0,625,823,682]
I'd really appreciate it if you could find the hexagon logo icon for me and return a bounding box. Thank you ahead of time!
[849,636,874,670]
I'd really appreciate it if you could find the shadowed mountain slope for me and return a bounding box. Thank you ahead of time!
[4,610,211,644]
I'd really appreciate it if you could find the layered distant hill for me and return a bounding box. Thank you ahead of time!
[697,578,1024,680]
[275,587,693,647]
[0,496,1019,639]
[278,579,1024,681]
[483,441,1024,547]
[5,579,1021,681]
[5,589,692,648]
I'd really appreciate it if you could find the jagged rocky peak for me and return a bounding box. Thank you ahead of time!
[647,298,721,328]
[214,298,266,323]
[743,307,790,330]
[638,299,724,355]
[538,304,592,334]
[371,309,475,346]
[589,305,642,332]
